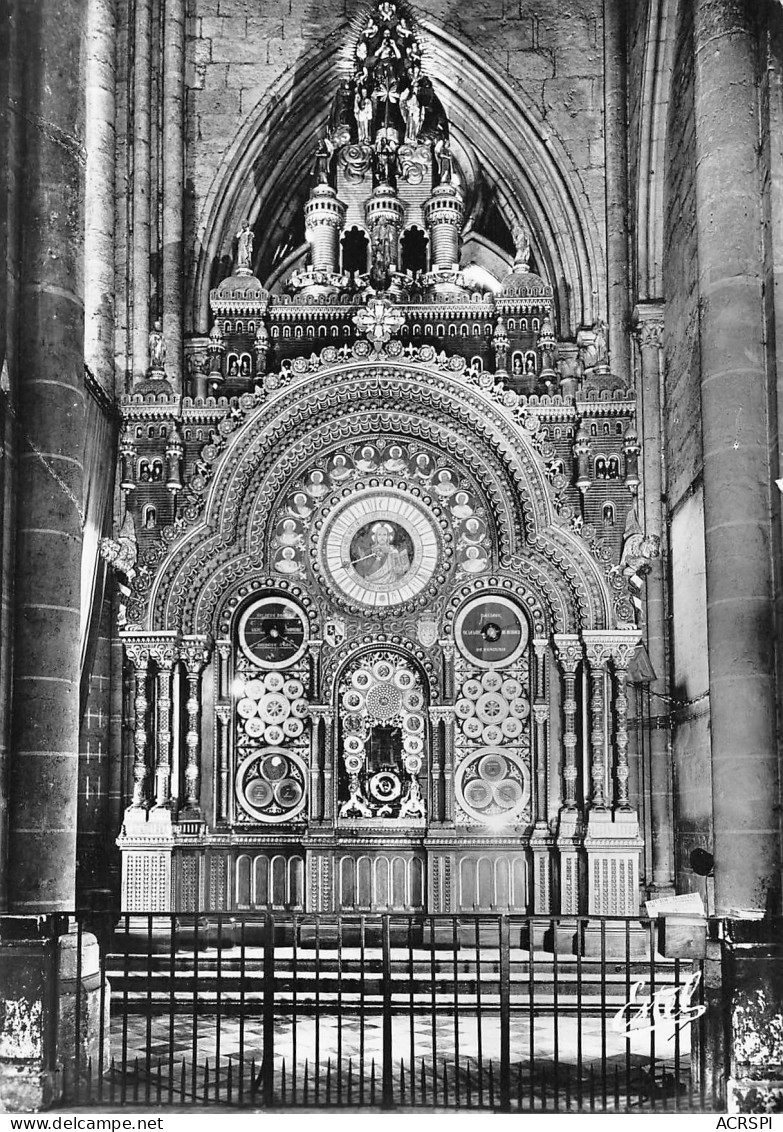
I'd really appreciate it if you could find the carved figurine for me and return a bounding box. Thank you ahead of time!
[355,85,373,144]
[399,776,426,819]
[399,82,421,144]
[512,222,532,270]
[416,77,448,142]
[148,320,166,370]
[593,318,609,367]
[329,78,355,144]
[312,137,333,184]
[236,218,254,271]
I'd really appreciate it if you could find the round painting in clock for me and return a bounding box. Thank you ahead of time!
[454,594,529,668]
[238,596,308,669]
[320,491,441,608]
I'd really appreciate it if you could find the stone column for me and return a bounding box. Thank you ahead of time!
[215,705,231,823]
[610,638,638,812]
[554,635,583,914]
[84,0,116,391]
[429,707,452,825]
[6,0,87,913]
[162,0,184,392]
[633,304,674,891]
[582,632,643,927]
[132,0,152,382]
[602,0,631,378]
[693,0,781,916]
[151,641,177,808]
[423,183,464,269]
[584,637,610,811]
[180,637,211,816]
[125,642,151,808]
[323,712,336,823]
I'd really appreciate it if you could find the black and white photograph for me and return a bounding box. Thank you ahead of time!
[0,0,782,1122]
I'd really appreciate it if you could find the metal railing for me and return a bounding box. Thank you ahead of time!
[60,912,721,1111]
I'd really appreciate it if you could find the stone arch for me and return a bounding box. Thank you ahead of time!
[143,359,613,636]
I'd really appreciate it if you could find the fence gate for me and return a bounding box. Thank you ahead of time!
[63,912,723,1111]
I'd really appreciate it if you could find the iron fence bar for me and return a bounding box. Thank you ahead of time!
[359,915,366,1106]
[75,916,84,1100]
[528,916,535,1111]
[98,920,106,1105]
[120,914,130,1106]
[292,910,298,1099]
[553,915,560,1109]
[337,913,343,1104]
[625,917,632,1109]
[576,916,583,1109]
[474,914,483,1106]
[429,913,437,1104]
[408,915,415,1105]
[451,916,459,1081]
[499,914,511,1111]
[600,918,607,1109]
[239,916,246,1104]
[648,916,657,1112]
[261,909,275,1104]
[215,915,223,1104]
[168,914,176,1100]
[381,913,394,1108]
[145,913,152,1102]
[191,916,199,1100]
[315,915,321,1103]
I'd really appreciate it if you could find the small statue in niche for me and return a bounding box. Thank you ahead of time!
[148,320,166,371]
[416,77,448,142]
[355,84,373,143]
[374,136,397,186]
[399,776,426,819]
[399,82,421,145]
[236,218,254,271]
[329,78,355,145]
[593,318,609,367]
[377,27,402,64]
[512,222,532,270]
[312,137,333,184]
[435,139,457,185]
[406,38,422,82]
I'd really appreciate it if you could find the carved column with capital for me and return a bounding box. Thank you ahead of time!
[530,637,554,913]
[150,638,178,809]
[125,641,153,809]
[633,303,674,892]
[180,636,212,815]
[429,706,453,825]
[554,635,582,810]
[584,635,610,811]
[609,636,639,811]
[554,634,584,915]
[215,705,232,824]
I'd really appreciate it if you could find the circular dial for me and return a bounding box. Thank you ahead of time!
[238,597,308,669]
[320,491,440,609]
[235,748,307,823]
[454,595,529,669]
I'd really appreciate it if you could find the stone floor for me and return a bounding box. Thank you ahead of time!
[99,1007,696,1111]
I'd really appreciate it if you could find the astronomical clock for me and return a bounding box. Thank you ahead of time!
[113,0,653,922]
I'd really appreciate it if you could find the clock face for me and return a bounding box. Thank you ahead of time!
[238,597,308,669]
[320,491,440,609]
[454,595,529,668]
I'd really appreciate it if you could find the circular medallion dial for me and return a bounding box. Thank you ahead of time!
[320,491,440,608]
[454,595,529,669]
[238,597,308,669]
